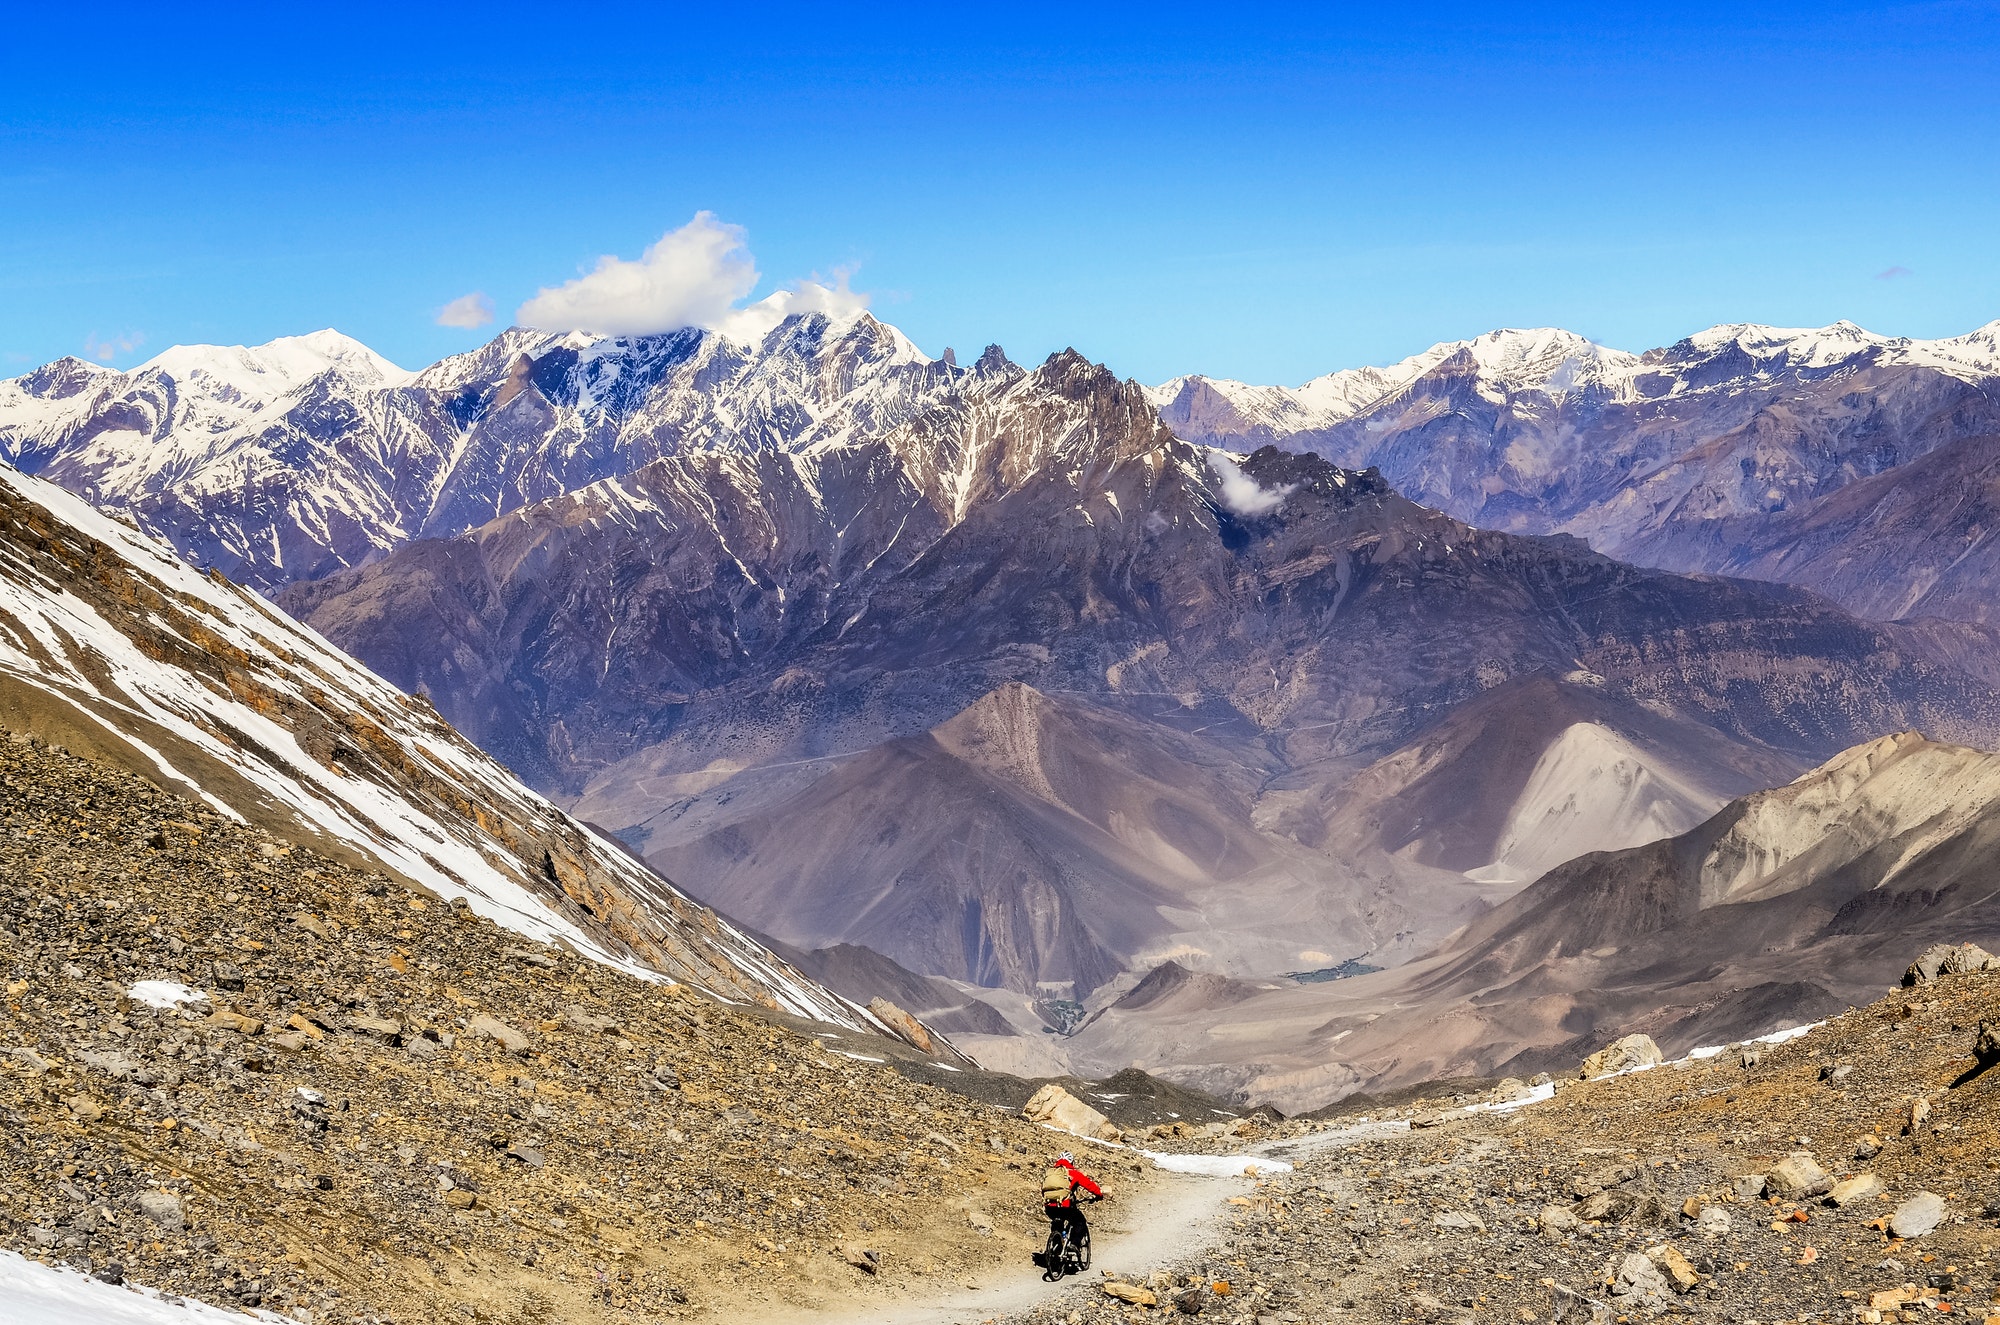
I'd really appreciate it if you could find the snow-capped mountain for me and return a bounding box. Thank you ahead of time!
[0,456,866,1027]
[1152,319,2000,621]
[0,313,967,592]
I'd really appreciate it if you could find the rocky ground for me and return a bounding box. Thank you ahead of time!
[995,965,2000,1324]
[0,731,1170,1325]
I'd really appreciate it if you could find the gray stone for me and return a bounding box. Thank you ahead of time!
[1580,1035,1663,1079]
[1571,1163,1638,1198]
[466,1014,531,1054]
[1731,1173,1767,1200]
[1766,1151,1831,1199]
[1608,1250,1669,1303]
[135,1190,185,1230]
[562,1005,619,1034]
[1976,1018,2000,1067]
[1696,1205,1732,1237]
[1575,1188,1639,1223]
[1826,1173,1883,1206]
[1904,942,1999,986]
[78,1049,140,1080]
[1539,1205,1581,1233]
[1890,1191,1947,1239]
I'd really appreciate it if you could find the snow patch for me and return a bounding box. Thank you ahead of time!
[1141,1150,1293,1177]
[126,981,208,1011]
[1462,1081,1557,1114]
[0,1249,268,1325]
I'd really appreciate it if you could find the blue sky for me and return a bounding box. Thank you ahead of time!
[4,2,1998,384]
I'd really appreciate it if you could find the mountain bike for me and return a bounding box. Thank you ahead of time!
[1036,1195,1101,1281]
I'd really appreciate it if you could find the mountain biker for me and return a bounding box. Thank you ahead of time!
[1042,1150,1106,1245]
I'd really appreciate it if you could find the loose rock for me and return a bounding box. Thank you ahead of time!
[1890,1191,1947,1238]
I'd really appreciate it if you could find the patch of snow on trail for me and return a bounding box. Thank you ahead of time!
[0,1249,267,1325]
[1142,1150,1293,1177]
[1463,1080,1556,1114]
[1680,1020,1824,1065]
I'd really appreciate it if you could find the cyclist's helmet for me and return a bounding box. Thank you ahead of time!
[1057,1151,1074,1163]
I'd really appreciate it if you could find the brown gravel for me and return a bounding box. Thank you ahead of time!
[990,969,2000,1324]
[0,730,1167,1324]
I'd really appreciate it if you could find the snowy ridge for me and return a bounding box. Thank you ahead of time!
[1149,317,2000,439]
[1148,315,2000,589]
[0,313,966,593]
[0,459,870,1029]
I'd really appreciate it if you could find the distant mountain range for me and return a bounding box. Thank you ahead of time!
[0,316,963,592]
[10,314,2000,621]
[272,342,2000,1013]
[7,312,2000,1104]
[1152,320,2000,623]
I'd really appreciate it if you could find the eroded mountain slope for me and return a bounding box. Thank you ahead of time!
[0,458,856,1023]
[1066,731,2000,1109]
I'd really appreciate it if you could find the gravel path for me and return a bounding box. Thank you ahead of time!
[741,1122,1408,1325]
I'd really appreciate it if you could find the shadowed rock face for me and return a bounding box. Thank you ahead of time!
[1617,431,2000,625]
[283,349,2000,1005]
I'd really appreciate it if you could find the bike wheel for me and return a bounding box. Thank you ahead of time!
[1042,1227,1065,1282]
[1076,1226,1092,1272]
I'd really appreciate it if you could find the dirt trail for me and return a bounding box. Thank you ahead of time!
[736,1122,1407,1325]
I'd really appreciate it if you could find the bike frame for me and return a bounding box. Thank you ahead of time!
[1041,1194,1101,1281]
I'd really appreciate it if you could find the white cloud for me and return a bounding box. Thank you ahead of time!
[83,330,146,363]
[515,212,870,341]
[1207,450,1299,516]
[436,291,495,329]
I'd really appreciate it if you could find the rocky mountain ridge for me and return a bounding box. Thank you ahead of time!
[0,731,1154,1325]
[0,313,973,593]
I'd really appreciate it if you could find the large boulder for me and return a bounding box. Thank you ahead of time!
[1580,1034,1664,1079]
[1903,942,1999,986]
[866,998,935,1054]
[1766,1151,1832,1199]
[1889,1191,1947,1239]
[1022,1083,1123,1142]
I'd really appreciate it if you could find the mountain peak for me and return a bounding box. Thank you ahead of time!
[14,356,113,399]
[136,328,413,394]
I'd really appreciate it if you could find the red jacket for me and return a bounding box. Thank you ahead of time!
[1048,1159,1103,1207]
